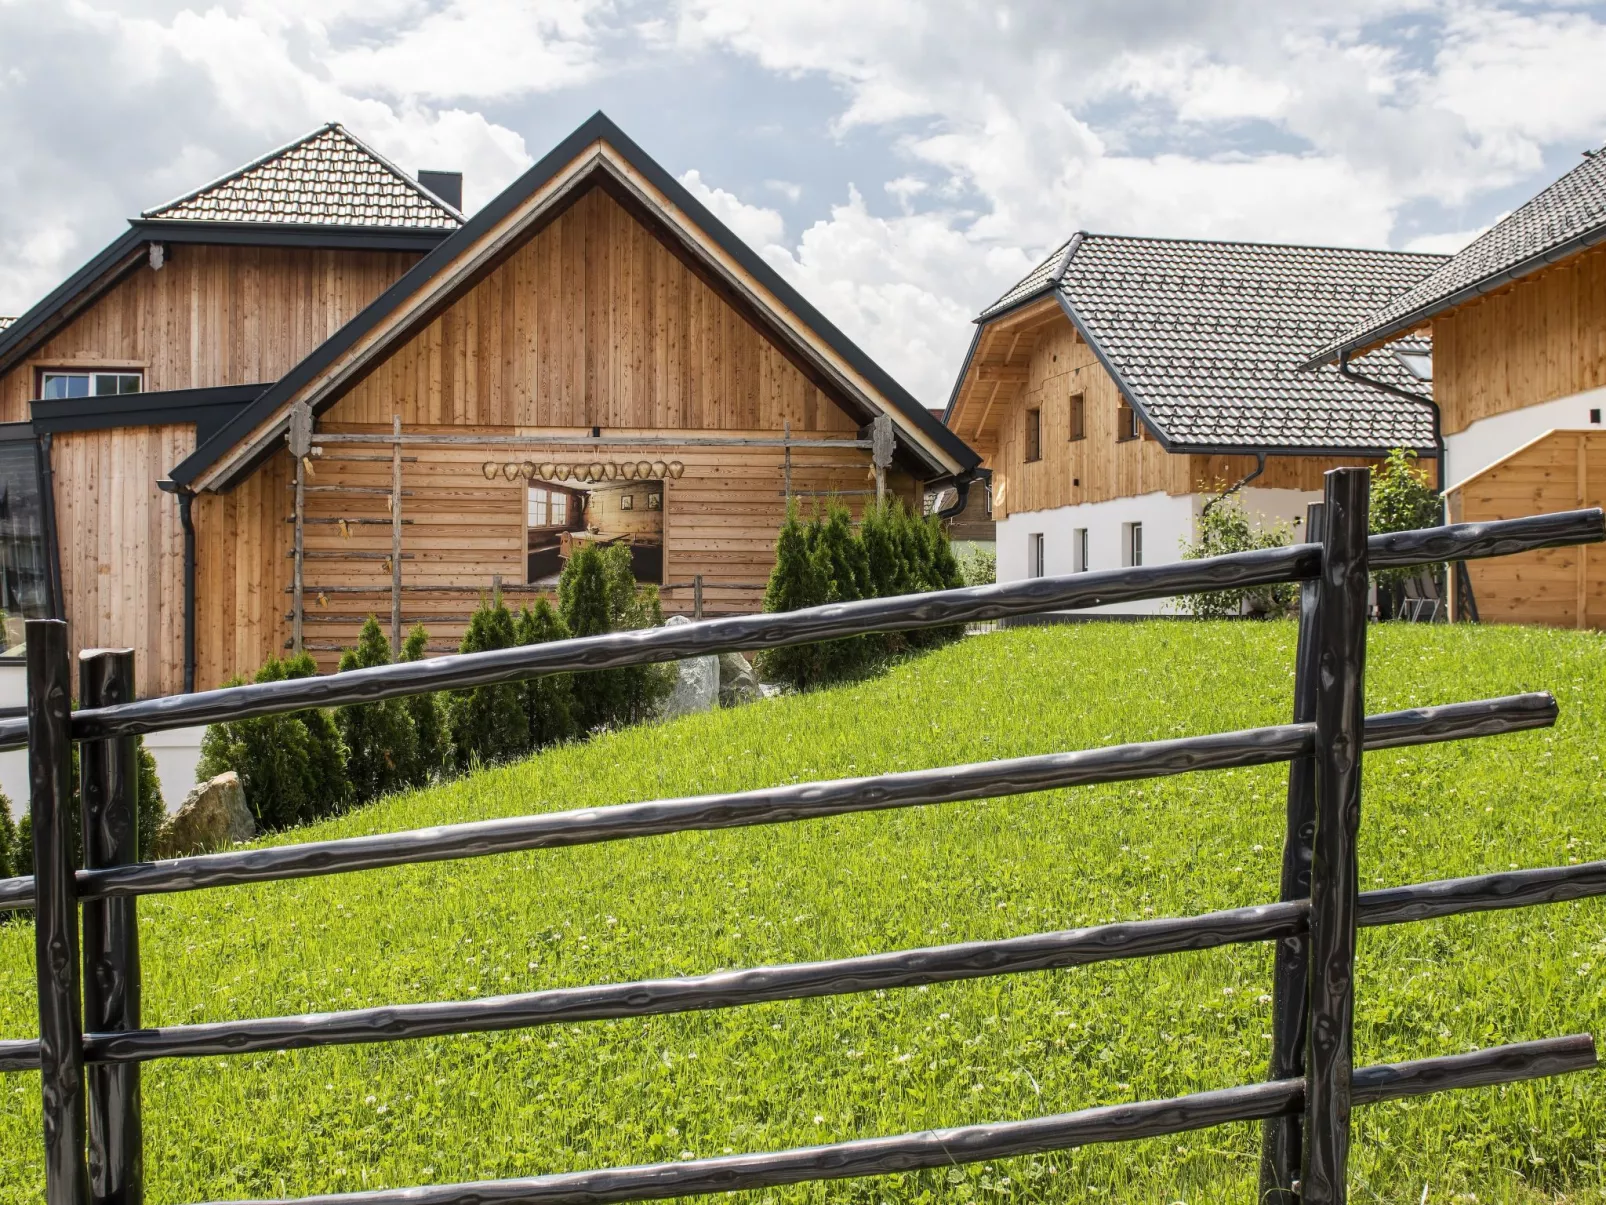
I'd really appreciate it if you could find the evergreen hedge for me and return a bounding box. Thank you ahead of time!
[446,596,527,771]
[559,543,672,732]
[8,741,165,876]
[515,600,575,749]
[337,617,417,805]
[400,623,448,786]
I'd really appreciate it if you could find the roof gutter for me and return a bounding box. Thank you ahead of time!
[1337,349,1444,518]
[1304,221,1606,370]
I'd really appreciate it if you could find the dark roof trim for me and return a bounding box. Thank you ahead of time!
[132,220,452,253]
[1050,288,1180,452]
[0,420,37,443]
[1305,222,1606,368]
[0,230,148,376]
[941,325,984,426]
[30,382,266,441]
[173,111,978,490]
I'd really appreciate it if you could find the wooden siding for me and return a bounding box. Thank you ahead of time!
[52,425,193,699]
[992,319,1188,517]
[1433,244,1606,437]
[1448,429,1606,629]
[944,296,1061,459]
[333,188,853,435]
[0,243,420,421]
[1187,454,1388,493]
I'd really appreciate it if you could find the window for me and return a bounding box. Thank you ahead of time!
[1393,350,1433,382]
[1024,408,1042,462]
[1116,401,1139,442]
[1123,521,1143,568]
[0,435,53,656]
[1068,393,1086,441]
[1073,527,1089,573]
[1028,532,1045,578]
[39,370,142,400]
[527,486,569,527]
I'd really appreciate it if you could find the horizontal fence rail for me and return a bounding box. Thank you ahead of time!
[188,1038,1597,1205]
[0,508,1594,753]
[0,692,1558,913]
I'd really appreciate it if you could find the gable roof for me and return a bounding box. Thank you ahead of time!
[171,111,979,492]
[1310,145,1606,365]
[956,233,1444,455]
[142,123,464,230]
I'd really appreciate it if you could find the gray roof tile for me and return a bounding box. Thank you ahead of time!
[1317,146,1606,359]
[983,234,1445,452]
[143,123,464,229]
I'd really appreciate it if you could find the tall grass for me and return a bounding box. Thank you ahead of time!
[1,622,1603,1203]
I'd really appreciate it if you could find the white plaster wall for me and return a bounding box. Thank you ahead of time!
[0,660,204,822]
[1445,384,1606,489]
[997,487,1321,615]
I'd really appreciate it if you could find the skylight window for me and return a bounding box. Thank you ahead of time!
[1394,350,1433,381]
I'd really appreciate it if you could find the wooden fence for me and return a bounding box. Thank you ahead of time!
[1,468,1605,1205]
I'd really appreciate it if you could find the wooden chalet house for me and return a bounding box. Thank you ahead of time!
[1311,144,1606,627]
[944,234,1444,612]
[0,113,978,796]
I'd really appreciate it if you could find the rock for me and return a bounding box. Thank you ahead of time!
[661,615,719,719]
[717,651,762,707]
[152,771,256,858]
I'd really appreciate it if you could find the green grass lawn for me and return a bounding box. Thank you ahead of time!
[3,621,1606,1204]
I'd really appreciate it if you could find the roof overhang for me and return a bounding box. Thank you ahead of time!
[1303,221,1606,370]
[0,230,149,379]
[132,219,454,254]
[29,382,266,443]
[176,112,978,494]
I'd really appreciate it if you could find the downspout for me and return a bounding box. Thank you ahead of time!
[1200,453,1265,517]
[35,431,63,620]
[159,479,198,692]
[936,475,971,519]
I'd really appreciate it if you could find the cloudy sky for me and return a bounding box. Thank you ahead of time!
[3,0,1604,404]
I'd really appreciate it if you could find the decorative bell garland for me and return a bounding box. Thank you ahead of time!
[482,460,685,483]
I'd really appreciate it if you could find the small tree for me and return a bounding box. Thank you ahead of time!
[559,543,672,730]
[1178,493,1296,619]
[136,744,164,861]
[757,503,833,690]
[515,600,576,749]
[955,543,996,587]
[1371,448,1444,598]
[399,623,448,786]
[447,596,528,770]
[284,653,350,818]
[0,795,17,879]
[337,617,417,805]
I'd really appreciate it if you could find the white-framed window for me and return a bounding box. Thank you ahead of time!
[1073,527,1089,573]
[1122,521,1143,568]
[527,486,569,527]
[39,370,142,400]
[1028,532,1045,578]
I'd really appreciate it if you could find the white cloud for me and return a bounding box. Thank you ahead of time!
[679,169,786,249]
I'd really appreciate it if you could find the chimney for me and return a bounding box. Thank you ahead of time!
[418,170,463,212]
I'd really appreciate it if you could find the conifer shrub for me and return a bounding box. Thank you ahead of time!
[757,503,834,690]
[14,741,164,875]
[197,654,349,831]
[446,596,528,770]
[515,600,575,749]
[336,617,418,805]
[136,744,164,859]
[0,795,17,879]
[559,543,673,731]
[399,624,448,786]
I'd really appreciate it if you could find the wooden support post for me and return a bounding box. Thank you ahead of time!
[783,420,792,507]
[1577,434,1588,631]
[27,618,90,1205]
[1302,469,1371,1205]
[79,647,142,1205]
[693,574,704,621]
[392,415,403,654]
[492,574,502,607]
[1260,501,1324,1204]
[871,414,895,506]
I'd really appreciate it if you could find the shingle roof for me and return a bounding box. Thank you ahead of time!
[1313,146,1606,363]
[980,234,1445,452]
[142,123,464,229]
[979,237,1077,319]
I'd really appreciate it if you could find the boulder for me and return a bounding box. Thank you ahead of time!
[152,771,256,858]
[717,651,763,707]
[661,615,719,719]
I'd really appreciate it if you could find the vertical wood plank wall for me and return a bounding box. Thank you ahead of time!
[0,245,422,421]
[1449,429,1606,629]
[51,425,193,698]
[1433,244,1606,436]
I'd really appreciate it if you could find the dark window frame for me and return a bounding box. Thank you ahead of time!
[1068,393,1086,442]
[1116,400,1140,443]
[1024,407,1042,463]
[37,367,144,401]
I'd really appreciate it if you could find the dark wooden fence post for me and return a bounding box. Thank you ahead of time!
[27,618,90,1204]
[1302,469,1370,1204]
[79,648,143,1205]
[1260,500,1325,1202]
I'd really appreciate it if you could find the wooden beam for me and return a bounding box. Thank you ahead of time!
[974,366,1029,384]
[974,381,1004,441]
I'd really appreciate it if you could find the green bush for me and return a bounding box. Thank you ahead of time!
[11,739,167,875]
[954,542,996,587]
[197,654,349,831]
[400,624,448,787]
[1178,492,1297,619]
[515,600,576,750]
[446,596,528,771]
[758,503,836,690]
[336,617,418,805]
[0,796,16,879]
[137,743,164,860]
[1371,448,1444,593]
[559,543,672,732]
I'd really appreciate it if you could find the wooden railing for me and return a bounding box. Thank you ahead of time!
[2,468,1604,1205]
